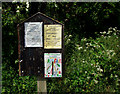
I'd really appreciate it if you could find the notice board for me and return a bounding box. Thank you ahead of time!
[18,12,64,78]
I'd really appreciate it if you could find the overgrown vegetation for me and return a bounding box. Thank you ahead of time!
[47,27,120,93]
[2,2,120,93]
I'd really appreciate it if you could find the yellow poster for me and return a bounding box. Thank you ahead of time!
[44,25,62,49]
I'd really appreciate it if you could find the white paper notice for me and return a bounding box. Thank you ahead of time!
[25,22,43,47]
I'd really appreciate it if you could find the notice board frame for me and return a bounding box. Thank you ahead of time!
[17,12,64,78]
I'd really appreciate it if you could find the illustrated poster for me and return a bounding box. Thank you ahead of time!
[44,53,62,77]
[25,22,43,47]
[44,25,62,49]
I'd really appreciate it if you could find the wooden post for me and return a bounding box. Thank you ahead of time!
[37,77,47,94]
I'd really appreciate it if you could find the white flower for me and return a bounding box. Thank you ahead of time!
[108,56,111,59]
[94,80,98,84]
[100,69,103,72]
[26,2,29,11]
[109,50,114,53]
[17,6,20,9]
[76,44,80,47]
[84,49,86,52]
[114,33,116,35]
[69,35,72,37]
[86,43,89,46]
[107,30,112,34]
[16,10,20,13]
[89,43,92,46]
[84,38,87,41]
[115,27,117,29]
[26,8,28,11]
[78,47,82,50]
[12,0,17,2]
[73,59,75,61]
[91,64,93,66]
[81,38,87,41]
[112,53,116,56]
[16,6,20,13]
[97,67,100,71]
[113,28,116,31]
[87,77,90,79]
[68,39,70,41]
[103,31,106,34]
[55,3,57,7]
[65,35,67,38]
[94,41,98,44]
[95,65,98,67]
[96,62,99,65]
[115,75,118,77]
[85,71,87,74]
[108,27,112,31]
[66,39,70,44]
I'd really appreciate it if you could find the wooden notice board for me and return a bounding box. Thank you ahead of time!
[17,12,64,77]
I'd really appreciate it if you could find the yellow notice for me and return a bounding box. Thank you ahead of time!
[44,25,62,49]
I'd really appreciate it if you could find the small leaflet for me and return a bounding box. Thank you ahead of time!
[25,22,43,47]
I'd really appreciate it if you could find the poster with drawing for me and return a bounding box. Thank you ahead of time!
[44,53,62,77]
[25,22,43,47]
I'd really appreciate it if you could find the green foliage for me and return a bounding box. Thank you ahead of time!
[2,62,37,93]
[2,2,37,93]
[2,2,120,93]
[47,27,120,93]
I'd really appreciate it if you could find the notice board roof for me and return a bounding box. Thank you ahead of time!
[17,12,64,26]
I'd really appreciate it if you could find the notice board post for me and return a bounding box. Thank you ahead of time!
[17,12,64,93]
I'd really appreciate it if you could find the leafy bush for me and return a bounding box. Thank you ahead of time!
[2,62,37,93]
[47,27,120,93]
[2,3,37,93]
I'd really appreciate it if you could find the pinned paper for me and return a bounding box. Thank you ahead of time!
[25,22,43,47]
[44,53,62,77]
[44,25,62,49]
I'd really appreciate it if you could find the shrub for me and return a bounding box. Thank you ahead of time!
[47,27,120,93]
